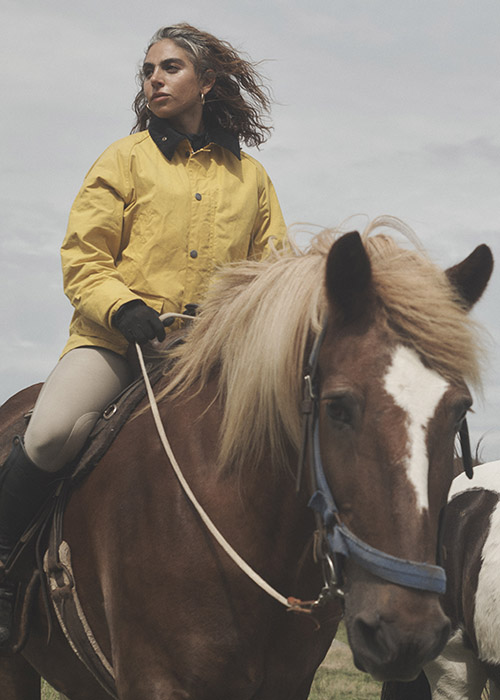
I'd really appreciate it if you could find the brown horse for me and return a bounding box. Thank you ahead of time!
[0,218,493,699]
[381,461,500,700]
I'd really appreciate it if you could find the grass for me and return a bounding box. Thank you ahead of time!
[41,681,60,700]
[309,667,381,700]
[308,623,382,700]
[41,624,382,699]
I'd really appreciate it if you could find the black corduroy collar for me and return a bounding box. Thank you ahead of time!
[148,116,241,161]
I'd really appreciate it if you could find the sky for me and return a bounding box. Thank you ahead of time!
[1,0,499,459]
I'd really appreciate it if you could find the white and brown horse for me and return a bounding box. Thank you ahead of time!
[0,218,493,699]
[382,460,500,700]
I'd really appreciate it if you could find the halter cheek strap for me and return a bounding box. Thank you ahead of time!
[300,322,447,597]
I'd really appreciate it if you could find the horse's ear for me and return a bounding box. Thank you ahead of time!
[325,231,373,323]
[445,244,493,310]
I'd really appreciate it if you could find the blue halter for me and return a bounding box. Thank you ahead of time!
[301,324,447,597]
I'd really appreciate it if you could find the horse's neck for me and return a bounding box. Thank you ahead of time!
[161,384,315,581]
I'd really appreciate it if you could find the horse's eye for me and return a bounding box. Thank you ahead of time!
[326,400,352,426]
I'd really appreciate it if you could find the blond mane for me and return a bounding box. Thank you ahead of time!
[159,216,485,473]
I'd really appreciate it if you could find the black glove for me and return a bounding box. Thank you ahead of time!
[112,300,166,344]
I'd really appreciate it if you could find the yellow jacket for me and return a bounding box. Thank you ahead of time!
[61,130,286,356]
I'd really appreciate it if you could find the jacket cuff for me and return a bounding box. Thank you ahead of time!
[111,299,146,327]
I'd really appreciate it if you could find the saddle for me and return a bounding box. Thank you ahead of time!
[0,336,184,696]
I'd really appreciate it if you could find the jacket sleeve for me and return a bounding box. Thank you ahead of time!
[249,166,287,260]
[61,142,141,330]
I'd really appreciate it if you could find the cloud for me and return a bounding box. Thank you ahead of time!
[1,0,499,461]
[425,137,500,167]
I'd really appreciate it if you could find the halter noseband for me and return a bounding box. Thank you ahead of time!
[298,321,448,598]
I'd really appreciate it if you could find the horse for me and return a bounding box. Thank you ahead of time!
[381,461,500,700]
[0,217,493,700]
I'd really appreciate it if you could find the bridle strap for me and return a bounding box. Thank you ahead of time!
[296,322,328,493]
[329,525,447,592]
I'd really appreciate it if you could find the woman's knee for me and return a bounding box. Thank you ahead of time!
[23,346,131,471]
[24,411,101,472]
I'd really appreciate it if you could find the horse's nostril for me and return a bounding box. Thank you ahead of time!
[352,613,393,664]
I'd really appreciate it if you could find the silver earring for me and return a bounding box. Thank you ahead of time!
[200,92,205,106]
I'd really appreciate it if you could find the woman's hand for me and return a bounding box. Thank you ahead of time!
[112,300,166,344]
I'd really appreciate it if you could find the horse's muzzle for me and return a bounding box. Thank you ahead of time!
[346,594,451,681]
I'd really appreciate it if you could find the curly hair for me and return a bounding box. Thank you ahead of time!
[131,23,273,147]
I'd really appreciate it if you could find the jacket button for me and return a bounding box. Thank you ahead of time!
[190,250,198,259]
[195,193,202,201]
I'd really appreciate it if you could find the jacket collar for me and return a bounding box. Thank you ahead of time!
[148,116,241,161]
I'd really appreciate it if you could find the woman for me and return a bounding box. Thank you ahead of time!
[0,23,286,646]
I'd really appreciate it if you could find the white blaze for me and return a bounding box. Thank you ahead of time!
[384,345,449,512]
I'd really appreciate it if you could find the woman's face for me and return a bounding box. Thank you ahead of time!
[143,39,213,134]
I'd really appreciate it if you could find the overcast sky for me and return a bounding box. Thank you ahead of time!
[1,0,499,459]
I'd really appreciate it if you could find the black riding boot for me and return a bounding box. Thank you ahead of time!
[0,438,55,647]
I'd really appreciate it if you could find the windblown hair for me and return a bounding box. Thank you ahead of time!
[131,23,272,147]
[159,216,485,473]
